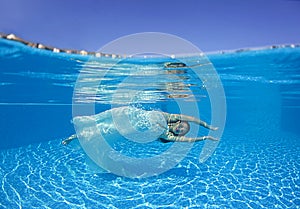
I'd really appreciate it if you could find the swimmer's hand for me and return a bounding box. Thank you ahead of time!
[205,136,219,141]
[208,126,219,131]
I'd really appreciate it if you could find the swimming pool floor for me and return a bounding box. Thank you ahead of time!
[0,129,299,208]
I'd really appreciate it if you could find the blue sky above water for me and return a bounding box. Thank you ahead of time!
[0,0,300,52]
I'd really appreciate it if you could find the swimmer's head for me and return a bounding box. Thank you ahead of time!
[170,121,190,136]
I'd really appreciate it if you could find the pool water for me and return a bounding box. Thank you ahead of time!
[0,38,300,208]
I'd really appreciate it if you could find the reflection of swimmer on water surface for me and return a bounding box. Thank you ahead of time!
[163,62,210,100]
[62,107,218,145]
[164,62,210,69]
[164,62,187,68]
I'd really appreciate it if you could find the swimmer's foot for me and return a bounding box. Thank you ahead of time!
[62,139,70,145]
[62,134,77,146]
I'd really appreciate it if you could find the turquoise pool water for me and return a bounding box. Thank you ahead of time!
[0,37,299,208]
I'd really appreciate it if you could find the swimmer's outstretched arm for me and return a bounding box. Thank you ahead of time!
[62,134,77,145]
[162,112,218,130]
[162,134,219,142]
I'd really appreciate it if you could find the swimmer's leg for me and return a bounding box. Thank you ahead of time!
[62,134,77,145]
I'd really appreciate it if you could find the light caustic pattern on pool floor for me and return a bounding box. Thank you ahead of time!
[0,129,299,208]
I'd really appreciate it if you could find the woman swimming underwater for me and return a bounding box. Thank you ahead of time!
[62,106,218,145]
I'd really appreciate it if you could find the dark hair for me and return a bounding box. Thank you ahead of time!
[171,121,190,136]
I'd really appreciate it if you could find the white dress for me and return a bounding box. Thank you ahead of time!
[73,106,167,144]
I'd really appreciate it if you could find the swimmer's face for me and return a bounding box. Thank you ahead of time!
[171,121,190,136]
